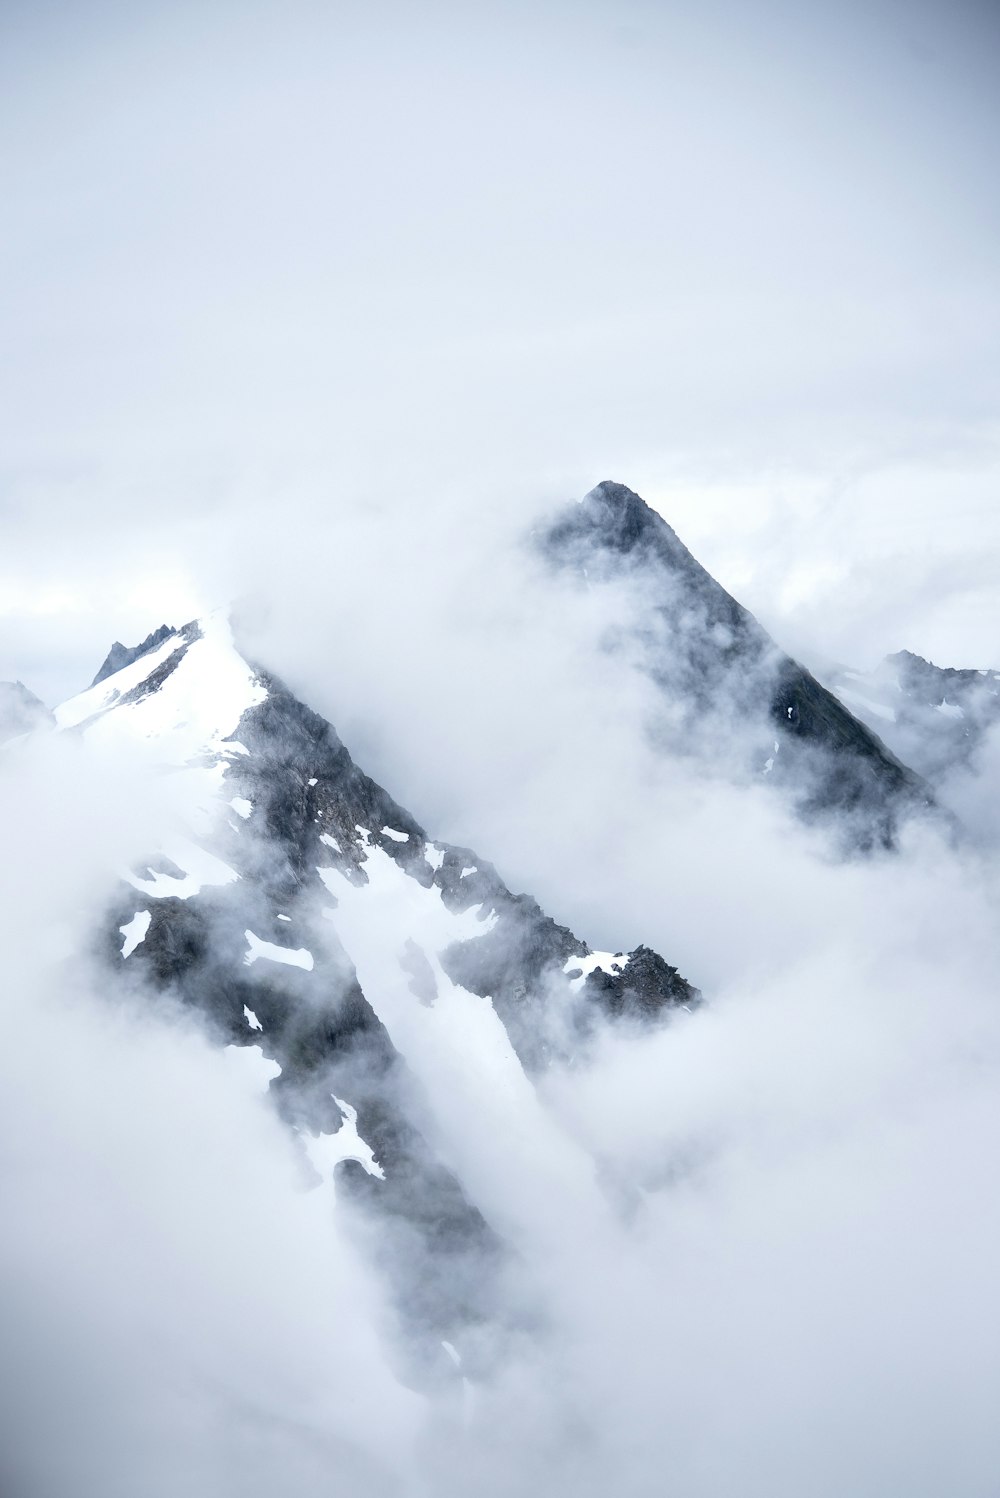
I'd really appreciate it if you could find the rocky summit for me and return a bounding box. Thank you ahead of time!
[543,481,934,848]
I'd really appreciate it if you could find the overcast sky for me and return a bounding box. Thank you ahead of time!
[1,0,997,703]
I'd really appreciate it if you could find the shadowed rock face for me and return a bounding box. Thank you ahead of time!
[0,681,54,745]
[543,480,933,849]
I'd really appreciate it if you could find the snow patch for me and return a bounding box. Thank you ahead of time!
[301,1096,385,1182]
[563,950,630,992]
[125,839,238,900]
[319,833,341,853]
[119,910,151,959]
[424,843,445,872]
[319,842,602,1248]
[935,699,965,720]
[460,866,477,878]
[55,612,267,769]
[243,1005,262,1031]
[308,777,318,786]
[243,930,314,971]
[381,827,409,843]
[230,797,252,819]
[837,686,897,724]
[54,632,186,731]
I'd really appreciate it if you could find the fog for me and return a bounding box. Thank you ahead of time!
[2,1,999,1493]
[2,0,999,698]
[0,734,422,1496]
[3,500,1000,1492]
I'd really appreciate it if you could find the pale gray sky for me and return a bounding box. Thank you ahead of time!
[1,0,997,701]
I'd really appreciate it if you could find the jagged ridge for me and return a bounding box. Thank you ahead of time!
[544,480,933,848]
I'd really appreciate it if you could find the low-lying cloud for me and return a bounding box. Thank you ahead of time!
[3,499,1000,1494]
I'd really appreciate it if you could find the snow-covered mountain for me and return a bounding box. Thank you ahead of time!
[8,485,1000,1490]
[48,608,696,1376]
[14,486,988,1382]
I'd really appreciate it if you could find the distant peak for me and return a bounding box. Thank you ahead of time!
[0,679,47,708]
[887,649,930,667]
[0,679,54,745]
[90,623,177,688]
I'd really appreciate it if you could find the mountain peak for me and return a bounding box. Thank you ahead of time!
[578,479,664,547]
[585,479,645,506]
[544,481,932,849]
[0,679,54,746]
[90,623,177,688]
[566,479,710,573]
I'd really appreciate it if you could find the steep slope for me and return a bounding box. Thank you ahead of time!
[543,481,932,848]
[827,650,1000,787]
[51,610,697,1373]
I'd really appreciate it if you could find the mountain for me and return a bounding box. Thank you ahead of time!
[10,492,998,1492]
[30,488,970,1386]
[543,481,934,848]
[50,610,697,1380]
[826,650,1000,787]
[0,680,54,746]
[89,622,176,687]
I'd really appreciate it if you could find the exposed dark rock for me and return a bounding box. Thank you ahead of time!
[230,667,699,1068]
[90,623,176,687]
[543,480,933,849]
[582,944,695,1021]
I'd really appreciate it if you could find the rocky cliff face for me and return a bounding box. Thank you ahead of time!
[543,481,933,848]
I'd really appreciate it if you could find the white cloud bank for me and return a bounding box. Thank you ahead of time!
[0,736,420,1498]
[1,0,998,699]
[3,535,1000,1496]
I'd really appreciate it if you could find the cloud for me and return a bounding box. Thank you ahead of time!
[0,733,419,1498]
[6,482,1000,1495]
[1,0,999,699]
